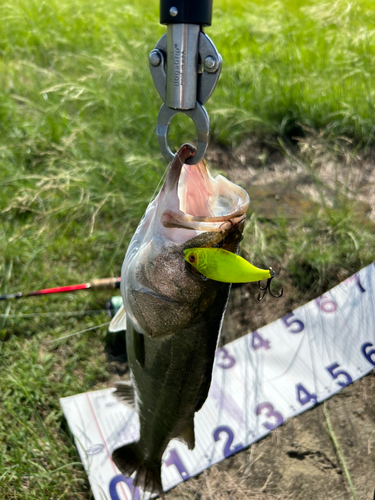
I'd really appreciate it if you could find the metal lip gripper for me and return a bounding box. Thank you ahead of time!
[149,0,222,165]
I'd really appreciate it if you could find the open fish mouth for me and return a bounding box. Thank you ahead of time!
[160,144,250,234]
[120,144,250,336]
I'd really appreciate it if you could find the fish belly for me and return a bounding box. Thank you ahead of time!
[128,284,231,462]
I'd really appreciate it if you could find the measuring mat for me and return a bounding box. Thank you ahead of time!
[60,263,375,500]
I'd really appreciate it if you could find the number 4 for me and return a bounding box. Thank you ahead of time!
[251,330,270,351]
[296,383,317,406]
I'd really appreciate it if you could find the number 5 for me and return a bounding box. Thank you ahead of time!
[282,313,304,333]
[326,362,352,387]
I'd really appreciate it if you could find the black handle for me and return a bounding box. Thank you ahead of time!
[160,0,212,26]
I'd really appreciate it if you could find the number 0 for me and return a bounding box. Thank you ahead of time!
[109,474,140,500]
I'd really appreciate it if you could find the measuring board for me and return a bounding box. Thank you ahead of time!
[60,263,375,500]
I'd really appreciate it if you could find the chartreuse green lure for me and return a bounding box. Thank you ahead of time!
[184,247,283,301]
[184,248,271,283]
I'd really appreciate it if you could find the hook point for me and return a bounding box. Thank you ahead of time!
[257,269,283,301]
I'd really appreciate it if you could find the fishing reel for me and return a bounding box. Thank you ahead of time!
[149,0,222,165]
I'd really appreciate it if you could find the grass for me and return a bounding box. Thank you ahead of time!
[241,133,375,303]
[323,403,358,500]
[0,0,374,498]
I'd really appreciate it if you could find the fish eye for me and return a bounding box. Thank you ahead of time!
[188,254,196,263]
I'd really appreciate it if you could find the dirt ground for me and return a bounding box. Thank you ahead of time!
[168,377,375,500]
[108,136,375,500]
[164,283,375,500]
[167,137,375,500]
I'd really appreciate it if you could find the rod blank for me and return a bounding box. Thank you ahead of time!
[0,277,121,301]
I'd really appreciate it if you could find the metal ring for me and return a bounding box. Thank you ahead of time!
[156,103,210,165]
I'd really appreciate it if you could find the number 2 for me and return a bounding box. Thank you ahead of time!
[213,426,242,458]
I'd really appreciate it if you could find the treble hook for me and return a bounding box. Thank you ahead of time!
[257,268,283,302]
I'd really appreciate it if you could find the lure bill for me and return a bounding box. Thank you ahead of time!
[184,247,271,283]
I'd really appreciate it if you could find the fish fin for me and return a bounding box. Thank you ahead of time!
[177,419,195,450]
[113,381,136,411]
[112,443,163,495]
[108,305,127,333]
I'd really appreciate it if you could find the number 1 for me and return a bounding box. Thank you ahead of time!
[164,448,190,480]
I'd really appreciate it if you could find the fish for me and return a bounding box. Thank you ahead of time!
[110,143,250,495]
[184,247,272,283]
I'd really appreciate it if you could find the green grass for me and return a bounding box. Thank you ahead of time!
[0,0,375,498]
[241,134,375,302]
[323,403,358,500]
[212,0,375,143]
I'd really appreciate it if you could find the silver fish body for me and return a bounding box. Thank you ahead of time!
[112,144,249,495]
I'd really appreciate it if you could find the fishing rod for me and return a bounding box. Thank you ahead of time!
[0,277,121,301]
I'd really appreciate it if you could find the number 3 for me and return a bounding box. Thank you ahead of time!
[216,347,236,369]
[255,402,284,430]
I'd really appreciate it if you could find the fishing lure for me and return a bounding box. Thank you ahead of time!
[184,247,283,300]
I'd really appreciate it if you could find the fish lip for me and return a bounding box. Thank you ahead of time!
[160,143,196,194]
[161,209,248,232]
[160,144,250,233]
[184,218,246,252]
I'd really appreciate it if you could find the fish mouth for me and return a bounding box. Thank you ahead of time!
[160,144,250,237]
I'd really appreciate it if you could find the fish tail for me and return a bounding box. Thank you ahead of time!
[112,442,163,495]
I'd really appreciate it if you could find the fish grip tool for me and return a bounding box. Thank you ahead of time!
[149,0,222,165]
